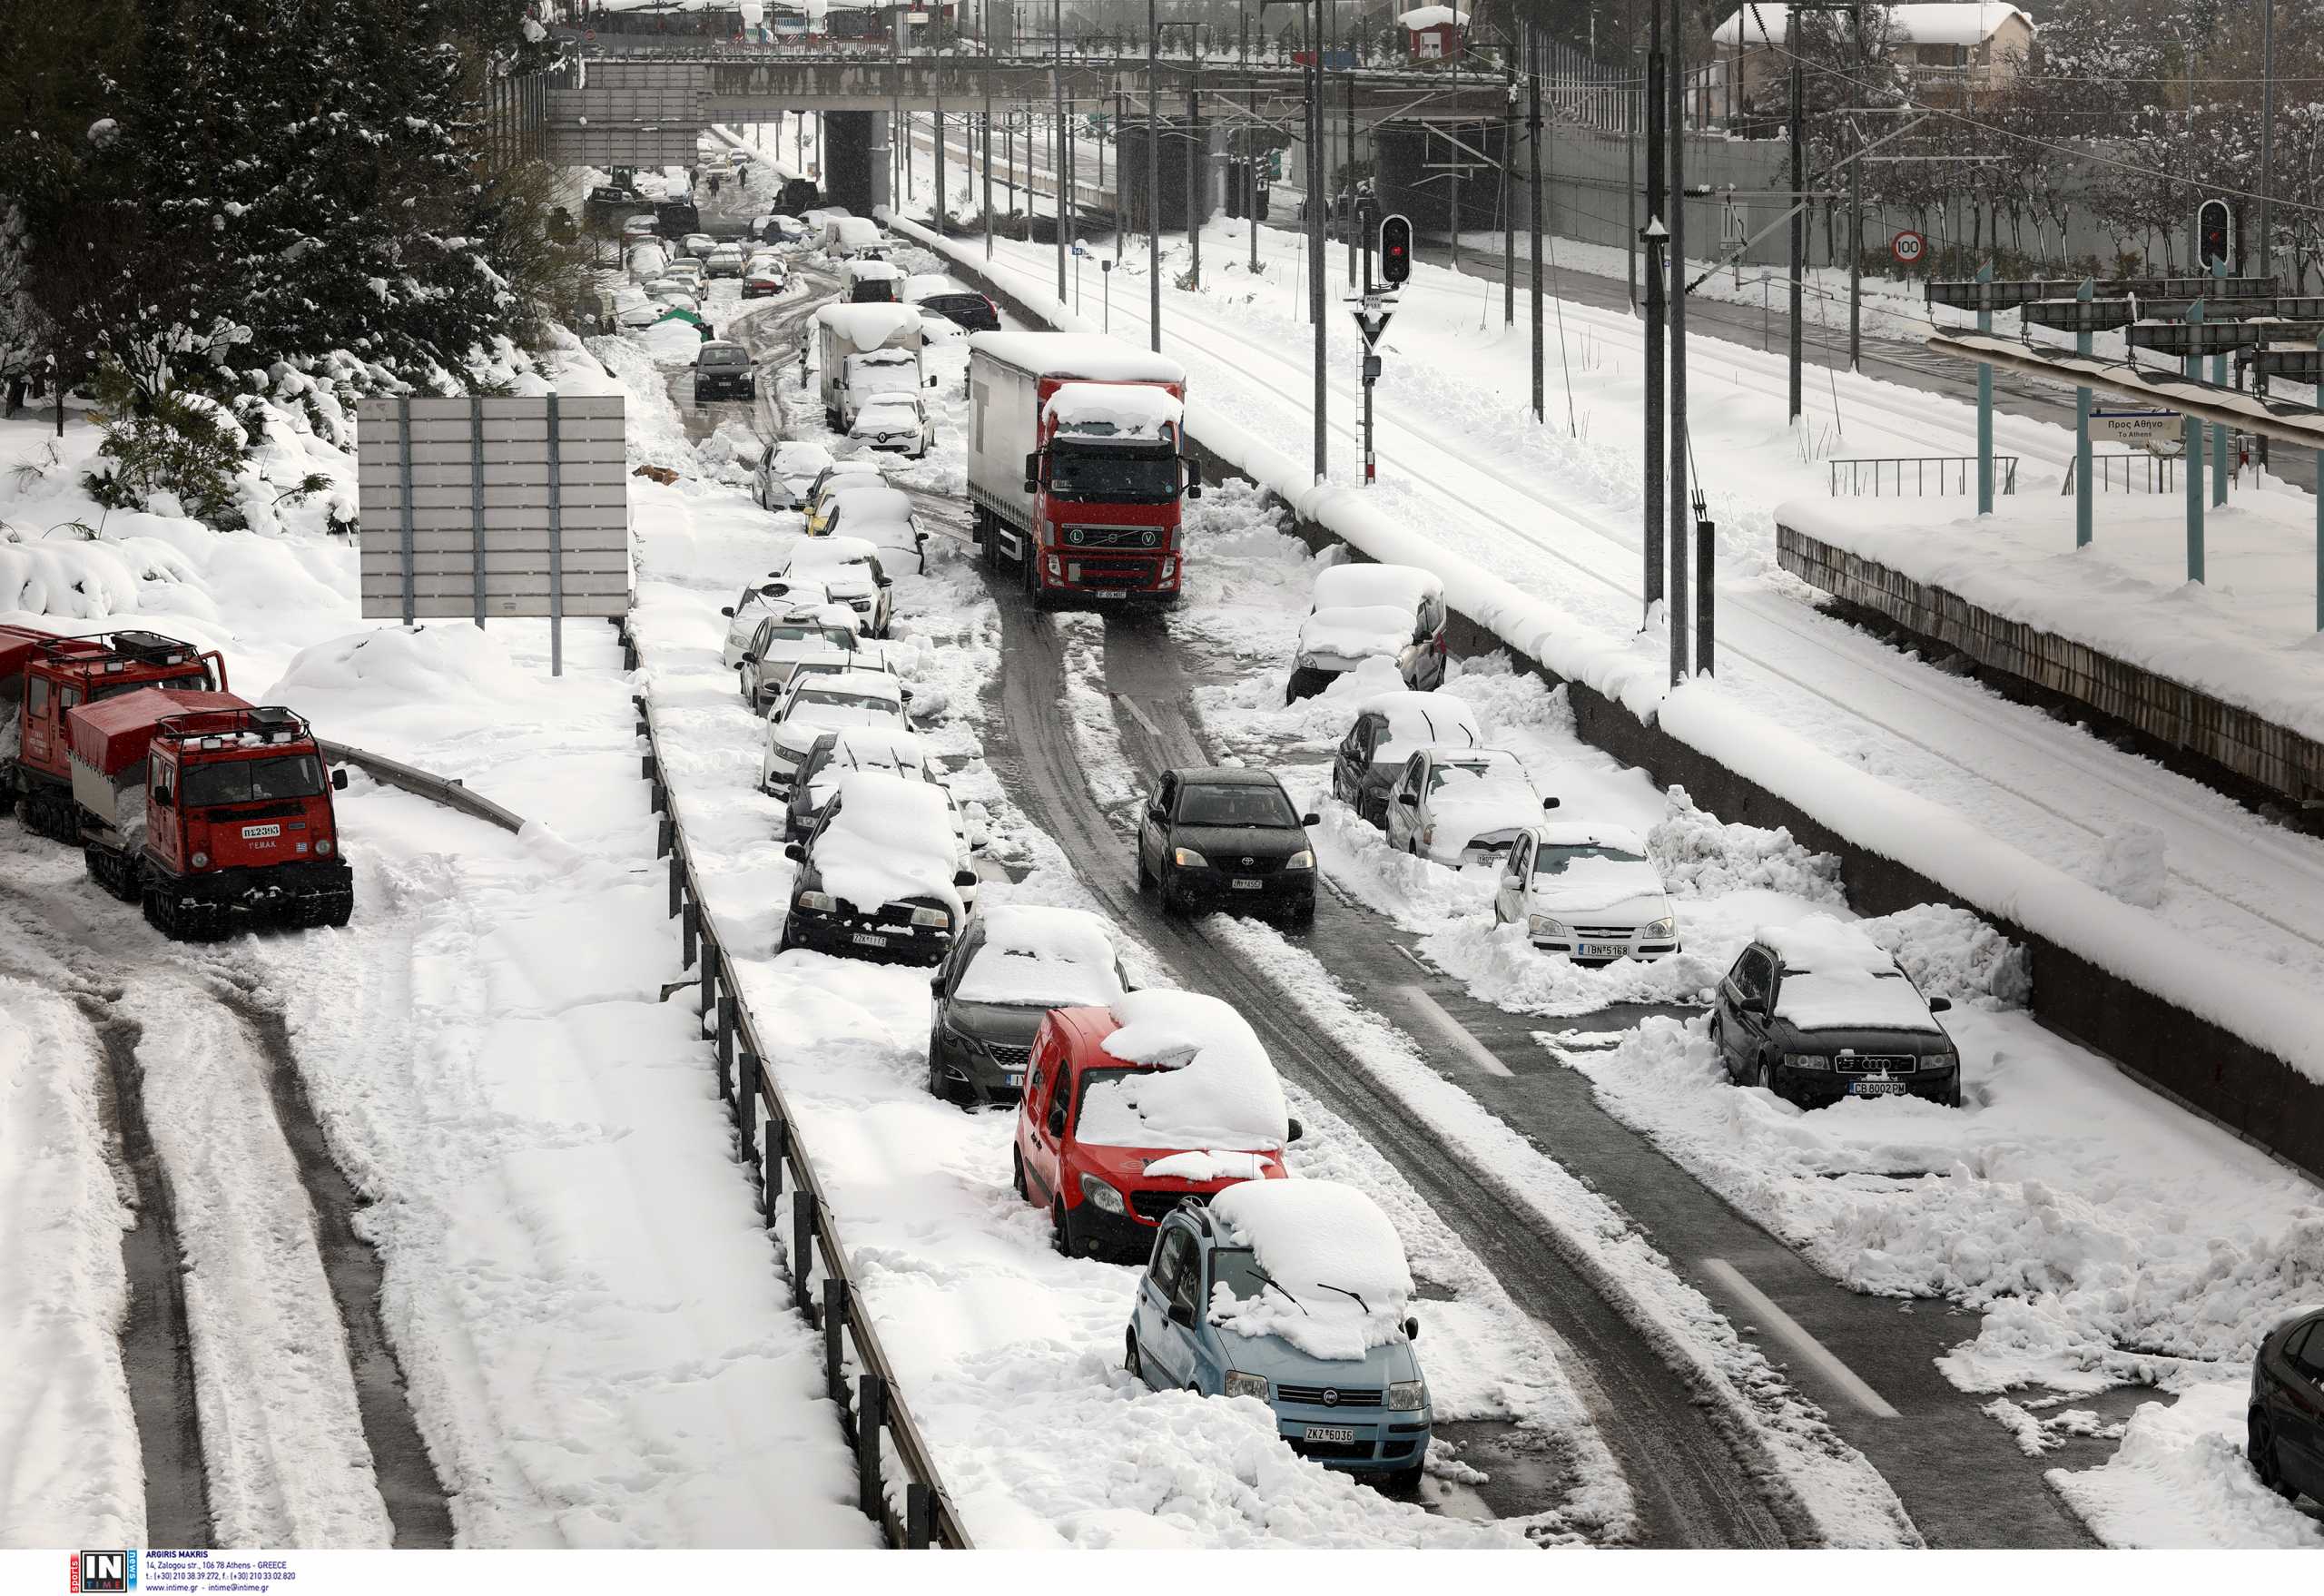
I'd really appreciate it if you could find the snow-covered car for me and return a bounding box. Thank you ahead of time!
[925,905,1128,1106]
[849,393,935,458]
[1711,917,1960,1108]
[742,267,785,300]
[705,243,747,279]
[779,771,973,965]
[761,668,912,795]
[1287,564,1450,702]
[844,259,906,303]
[662,258,706,289]
[784,725,942,841]
[615,299,668,330]
[621,213,660,243]
[625,241,670,280]
[765,644,901,722]
[645,284,700,313]
[828,215,889,259]
[692,340,755,402]
[1492,822,1677,963]
[1383,746,1557,866]
[1130,1179,1431,1492]
[736,606,862,713]
[775,535,894,636]
[803,459,887,533]
[755,439,835,511]
[722,575,848,668]
[681,232,718,259]
[2249,1305,2324,1506]
[1330,690,1483,826]
[1017,990,1295,1261]
[821,493,931,576]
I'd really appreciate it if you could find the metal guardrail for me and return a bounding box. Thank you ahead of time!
[318,739,527,833]
[2063,452,2179,494]
[620,631,971,1551]
[1827,455,2018,498]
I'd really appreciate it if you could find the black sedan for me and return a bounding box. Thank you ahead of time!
[1136,768,1318,926]
[1712,927,1961,1108]
[2250,1305,2324,1506]
[917,291,1002,331]
[693,340,756,402]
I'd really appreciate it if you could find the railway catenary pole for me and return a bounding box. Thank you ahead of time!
[1148,0,1162,351]
[1309,0,1327,478]
[983,48,995,259]
[1669,0,1690,683]
[935,60,946,234]
[1189,46,1202,290]
[1529,19,1543,421]
[1055,0,1068,299]
[1641,5,1665,625]
[1502,37,1515,324]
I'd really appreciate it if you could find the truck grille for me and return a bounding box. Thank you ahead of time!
[1067,557,1160,586]
[1837,1055,1916,1074]
[1129,1188,1206,1223]
[1277,1384,1384,1407]
[1066,526,1164,550]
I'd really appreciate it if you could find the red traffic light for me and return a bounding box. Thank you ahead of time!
[1379,212,1413,285]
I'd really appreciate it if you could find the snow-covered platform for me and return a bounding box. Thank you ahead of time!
[1776,488,2324,813]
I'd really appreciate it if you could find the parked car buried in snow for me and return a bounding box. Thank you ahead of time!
[760,668,912,796]
[1492,822,1676,962]
[779,771,973,964]
[2249,1304,2324,1507]
[754,438,835,510]
[705,243,747,279]
[1286,564,1449,703]
[783,724,942,842]
[735,605,862,713]
[723,575,853,669]
[1713,916,1960,1108]
[926,904,1128,1106]
[1127,1177,1431,1491]
[1330,688,1482,826]
[775,535,895,636]
[1383,745,1557,865]
[849,392,935,458]
[1014,990,1298,1262]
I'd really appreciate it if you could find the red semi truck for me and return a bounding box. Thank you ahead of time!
[69,691,354,939]
[965,332,1199,607]
[2,626,228,841]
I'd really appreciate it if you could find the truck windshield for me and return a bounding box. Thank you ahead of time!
[93,666,212,703]
[1050,444,1179,504]
[182,754,325,808]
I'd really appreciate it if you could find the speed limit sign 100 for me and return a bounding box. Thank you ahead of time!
[1892,230,1927,265]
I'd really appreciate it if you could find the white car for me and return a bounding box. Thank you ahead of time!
[723,575,850,668]
[783,725,945,841]
[1492,822,1679,963]
[762,669,914,796]
[1383,747,1559,866]
[767,642,901,722]
[777,535,894,636]
[1288,563,1450,702]
[756,439,835,510]
[682,232,718,260]
[850,393,935,458]
[804,461,891,532]
[663,258,706,289]
[737,605,864,714]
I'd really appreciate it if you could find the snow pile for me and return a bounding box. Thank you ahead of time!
[0,533,197,618]
[270,624,537,710]
[2096,822,2167,909]
[812,770,965,917]
[1144,1149,1271,1182]
[1207,1180,1415,1362]
[1083,990,1291,1151]
[2046,1380,2324,1548]
[1856,901,2031,1009]
[1648,784,1843,905]
[953,904,1125,1007]
[1045,382,1185,440]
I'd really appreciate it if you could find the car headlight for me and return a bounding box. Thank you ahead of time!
[1527,915,1569,939]
[1920,1049,1959,1070]
[1173,846,1208,868]
[909,905,951,929]
[1078,1173,1126,1214]
[1643,916,1675,940]
[1791,1054,1834,1071]
[1223,1372,1269,1402]
[1285,849,1315,870]
[1420,824,1434,847]
[795,891,836,911]
[1387,1380,1427,1412]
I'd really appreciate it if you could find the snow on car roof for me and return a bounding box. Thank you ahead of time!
[902,273,962,300]
[1299,603,1425,662]
[1310,562,1442,615]
[1763,916,1939,1032]
[817,726,929,763]
[1044,381,1185,440]
[831,484,913,516]
[1078,990,1289,1152]
[773,440,833,469]
[845,260,905,281]
[1397,5,1469,26]
[1207,1179,1415,1362]
[790,536,881,566]
[968,331,1188,384]
[1761,915,1896,975]
[814,772,963,919]
[792,668,903,701]
[956,905,1125,1007]
[1536,820,1649,854]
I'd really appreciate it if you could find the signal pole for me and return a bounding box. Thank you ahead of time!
[1669,0,1689,683]
[1641,9,1666,625]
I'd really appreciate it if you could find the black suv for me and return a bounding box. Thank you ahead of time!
[693,341,755,402]
[1136,768,1319,926]
[2250,1305,2324,1507]
[918,291,1002,332]
[1712,931,1960,1108]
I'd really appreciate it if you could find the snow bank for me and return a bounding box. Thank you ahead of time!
[1648,784,1844,905]
[814,771,965,917]
[1084,990,1290,1151]
[271,624,536,708]
[1208,1180,1415,1362]
[2046,1380,2324,1548]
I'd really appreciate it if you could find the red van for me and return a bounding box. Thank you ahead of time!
[1011,992,1299,1261]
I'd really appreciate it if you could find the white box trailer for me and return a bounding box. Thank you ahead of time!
[814,303,930,430]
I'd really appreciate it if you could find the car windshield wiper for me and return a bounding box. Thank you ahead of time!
[1313,1282,1371,1314]
[1246,1266,1307,1313]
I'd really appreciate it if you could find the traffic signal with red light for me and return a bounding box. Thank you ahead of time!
[1379,212,1413,286]
[2196,199,2234,271]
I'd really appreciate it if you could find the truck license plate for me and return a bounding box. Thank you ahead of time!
[1847,1079,1906,1097]
[1304,1425,1356,1443]
[1086,588,1125,599]
[851,931,888,948]
[1578,941,1628,959]
[1232,878,1264,890]
[241,823,281,839]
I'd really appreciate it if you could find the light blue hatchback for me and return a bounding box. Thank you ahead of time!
[1125,1184,1432,1491]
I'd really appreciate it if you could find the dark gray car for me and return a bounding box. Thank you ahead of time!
[1136,768,1319,927]
[1712,935,1960,1108]
[925,905,1128,1106]
[2250,1305,2324,1506]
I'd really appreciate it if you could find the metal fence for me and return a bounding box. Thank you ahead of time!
[1827,454,2019,498]
[625,654,971,1551]
[2063,452,2179,494]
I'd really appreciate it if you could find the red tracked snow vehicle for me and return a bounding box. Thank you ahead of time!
[68,690,353,940]
[2,625,227,840]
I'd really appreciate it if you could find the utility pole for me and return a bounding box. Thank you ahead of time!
[1669,0,1689,683]
[1055,0,1068,300]
[935,67,946,234]
[1787,62,1804,422]
[1118,87,1128,263]
[1310,0,1327,478]
[983,48,994,258]
[2261,0,2276,284]
[1347,67,1360,287]
[1642,9,1666,624]
[1148,0,1161,350]
[1847,110,1861,368]
[1529,19,1543,420]
[1189,46,1202,289]
[1502,42,1516,324]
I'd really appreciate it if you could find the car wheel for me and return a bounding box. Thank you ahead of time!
[1137,852,1154,892]
[1753,1056,1776,1096]
[1159,865,1187,917]
[1010,1148,1027,1200]
[1384,1464,1425,1494]
[1051,1200,1072,1256]
[2250,1413,2297,1500]
[1286,898,1315,931]
[1124,1332,1143,1382]
[926,1041,950,1101]
[1709,1021,1727,1079]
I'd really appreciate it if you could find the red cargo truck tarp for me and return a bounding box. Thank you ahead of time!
[68,687,251,774]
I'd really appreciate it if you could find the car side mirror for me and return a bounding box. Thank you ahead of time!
[900,687,914,704]
[1167,1302,1195,1329]
[1186,482,1203,500]
[1502,872,1521,891]
[1928,997,1952,1014]
[927,375,939,388]
[1542,795,1561,810]
[739,651,757,665]
[721,606,735,616]
[1023,451,1040,492]
[877,575,894,588]
[1285,1117,1303,1143]
[930,973,946,994]
[953,868,977,888]
[1396,792,1418,807]
[784,842,805,862]
[1743,992,1768,1014]
[1403,1316,1420,1341]
[331,767,350,792]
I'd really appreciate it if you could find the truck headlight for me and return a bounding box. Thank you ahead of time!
[1045,554,1061,577]
[315,838,333,856]
[191,852,210,869]
[1078,1173,1126,1214]
[909,905,952,929]
[1791,1054,1834,1071]
[1388,1380,1427,1412]
[1643,916,1675,939]
[795,891,836,911]
[1285,849,1314,870]
[1527,915,1569,939]
[1173,846,1208,868]
[1223,1372,1269,1401]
